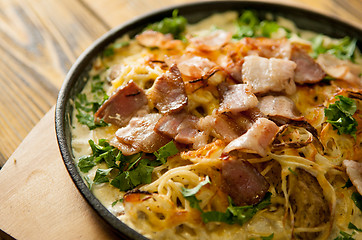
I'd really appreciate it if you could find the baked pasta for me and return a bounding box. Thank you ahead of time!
[71,10,362,240]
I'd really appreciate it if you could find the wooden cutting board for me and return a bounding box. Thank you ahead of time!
[0,106,121,240]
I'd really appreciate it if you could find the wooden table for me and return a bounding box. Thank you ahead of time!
[0,0,361,239]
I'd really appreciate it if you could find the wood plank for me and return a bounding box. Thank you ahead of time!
[82,0,362,29]
[0,107,120,240]
[0,0,110,166]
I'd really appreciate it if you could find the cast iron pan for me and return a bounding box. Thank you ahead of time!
[55,1,362,239]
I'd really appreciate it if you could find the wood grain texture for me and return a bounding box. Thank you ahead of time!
[0,0,109,166]
[82,0,362,29]
[0,107,120,240]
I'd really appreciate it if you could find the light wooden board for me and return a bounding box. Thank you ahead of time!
[0,107,120,240]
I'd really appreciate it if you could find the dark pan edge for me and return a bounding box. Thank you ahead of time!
[55,1,362,239]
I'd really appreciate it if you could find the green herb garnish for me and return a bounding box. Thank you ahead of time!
[154,141,179,164]
[233,10,281,39]
[103,41,130,58]
[181,178,272,226]
[93,168,112,184]
[181,176,211,211]
[324,95,358,137]
[334,231,355,240]
[202,193,272,225]
[75,74,109,130]
[348,222,362,232]
[111,198,123,207]
[146,9,187,39]
[351,192,362,212]
[311,35,357,61]
[342,179,353,189]
[78,140,178,191]
[261,233,274,240]
[288,167,298,176]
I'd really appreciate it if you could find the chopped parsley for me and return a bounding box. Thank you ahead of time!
[75,75,109,130]
[181,176,211,212]
[342,179,353,189]
[202,193,271,225]
[334,231,355,240]
[181,177,272,226]
[78,139,178,191]
[351,192,362,212]
[261,233,274,240]
[154,141,179,164]
[288,167,298,176]
[348,222,362,232]
[103,41,130,58]
[146,9,187,39]
[333,222,362,240]
[324,95,358,137]
[111,198,123,207]
[93,168,112,184]
[311,35,357,61]
[233,10,282,39]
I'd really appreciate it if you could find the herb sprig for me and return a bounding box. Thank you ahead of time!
[146,9,187,40]
[181,177,272,225]
[78,139,179,191]
[233,10,282,39]
[75,75,109,130]
[324,95,358,137]
[311,35,357,61]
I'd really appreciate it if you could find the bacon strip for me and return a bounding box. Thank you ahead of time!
[317,53,361,87]
[223,118,279,157]
[343,160,362,195]
[258,95,300,119]
[113,113,170,155]
[155,112,200,145]
[136,30,182,49]
[147,65,187,114]
[291,46,325,84]
[94,81,147,127]
[188,29,231,51]
[242,55,297,95]
[221,156,270,206]
[219,84,258,114]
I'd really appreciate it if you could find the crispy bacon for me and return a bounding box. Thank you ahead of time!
[199,113,244,143]
[317,53,361,87]
[218,84,258,114]
[155,112,200,145]
[136,30,182,49]
[291,46,325,84]
[223,118,279,157]
[168,55,216,79]
[242,55,297,95]
[94,81,148,127]
[113,113,170,154]
[343,160,362,195]
[243,37,292,59]
[221,155,270,206]
[188,29,231,51]
[258,95,300,119]
[147,65,187,114]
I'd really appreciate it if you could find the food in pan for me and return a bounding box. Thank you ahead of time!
[71,9,362,240]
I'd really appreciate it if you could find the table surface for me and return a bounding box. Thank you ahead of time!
[0,0,361,168]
